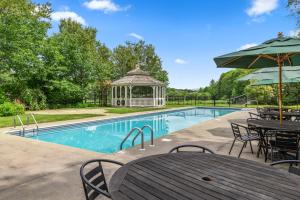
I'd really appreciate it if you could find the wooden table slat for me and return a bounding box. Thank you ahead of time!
[152,157,288,200]
[170,154,300,196]
[137,161,252,200]
[109,153,300,200]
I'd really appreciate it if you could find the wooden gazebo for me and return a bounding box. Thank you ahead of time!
[111,66,166,107]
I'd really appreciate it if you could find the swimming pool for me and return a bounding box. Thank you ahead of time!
[26,107,238,153]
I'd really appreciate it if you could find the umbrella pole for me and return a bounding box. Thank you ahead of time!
[278,59,283,125]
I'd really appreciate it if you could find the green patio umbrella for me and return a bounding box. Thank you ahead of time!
[238,66,300,85]
[214,33,300,124]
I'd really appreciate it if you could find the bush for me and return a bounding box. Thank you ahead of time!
[21,89,47,110]
[47,80,84,105]
[0,102,25,116]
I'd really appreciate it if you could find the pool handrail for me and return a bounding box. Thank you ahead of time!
[132,125,154,147]
[120,127,144,151]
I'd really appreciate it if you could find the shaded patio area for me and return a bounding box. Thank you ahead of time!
[0,109,273,200]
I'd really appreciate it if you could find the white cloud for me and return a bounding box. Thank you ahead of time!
[129,33,144,40]
[246,0,278,17]
[238,43,258,51]
[174,58,188,65]
[290,29,300,37]
[83,0,130,13]
[51,11,86,25]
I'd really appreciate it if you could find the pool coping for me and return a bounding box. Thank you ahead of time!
[7,106,241,136]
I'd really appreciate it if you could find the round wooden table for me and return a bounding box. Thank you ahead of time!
[109,153,300,200]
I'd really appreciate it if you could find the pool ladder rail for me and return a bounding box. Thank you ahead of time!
[119,125,154,151]
[13,113,39,136]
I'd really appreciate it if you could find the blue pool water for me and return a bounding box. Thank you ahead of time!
[27,107,237,153]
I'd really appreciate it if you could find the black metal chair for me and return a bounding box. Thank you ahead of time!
[270,160,300,176]
[249,112,262,119]
[269,130,300,162]
[229,123,260,158]
[169,144,215,154]
[80,159,124,200]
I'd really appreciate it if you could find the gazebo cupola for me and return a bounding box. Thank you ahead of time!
[111,65,166,107]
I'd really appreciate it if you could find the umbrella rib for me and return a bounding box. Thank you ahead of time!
[247,55,262,68]
[220,56,242,67]
[260,54,277,61]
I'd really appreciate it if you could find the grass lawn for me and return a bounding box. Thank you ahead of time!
[105,107,167,114]
[0,114,103,128]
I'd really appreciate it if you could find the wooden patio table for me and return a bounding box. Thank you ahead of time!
[109,153,300,200]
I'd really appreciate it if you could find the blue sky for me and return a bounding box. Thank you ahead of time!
[35,0,298,89]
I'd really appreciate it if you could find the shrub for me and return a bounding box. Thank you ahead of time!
[0,102,25,116]
[47,80,84,105]
[0,90,7,104]
[21,89,47,110]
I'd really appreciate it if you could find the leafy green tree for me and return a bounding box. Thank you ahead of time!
[44,19,100,104]
[288,0,300,27]
[112,41,169,84]
[0,0,51,105]
[244,85,275,104]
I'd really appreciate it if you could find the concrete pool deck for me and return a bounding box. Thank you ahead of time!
[0,108,269,200]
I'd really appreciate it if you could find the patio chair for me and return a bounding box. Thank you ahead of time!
[270,160,300,176]
[229,123,260,158]
[269,130,300,162]
[80,159,124,200]
[249,112,262,119]
[169,144,215,154]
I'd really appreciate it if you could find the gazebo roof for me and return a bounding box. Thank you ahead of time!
[111,67,164,86]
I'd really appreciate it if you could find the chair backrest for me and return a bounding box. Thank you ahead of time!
[249,112,260,119]
[270,160,300,176]
[231,123,249,140]
[169,145,215,154]
[274,131,300,151]
[80,159,124,200]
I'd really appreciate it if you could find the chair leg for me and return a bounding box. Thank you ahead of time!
[229,138,236,155]
[249,141,254,154]
[257,140,262,158]
[238,141,246,158]
[271,147,273,162]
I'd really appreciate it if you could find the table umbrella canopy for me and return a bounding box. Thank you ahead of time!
[238,66,300,85]
[214,36,300,69]
[213,33,300,124]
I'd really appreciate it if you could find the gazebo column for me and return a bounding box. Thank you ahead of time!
[125,86,128,106]
[162,87,166,105]
[111,86,114,106]
[156,86,159,106]
[129,86,132,107]
[115,86,118,106]
[152,86,156,106]
[158,86,161,106]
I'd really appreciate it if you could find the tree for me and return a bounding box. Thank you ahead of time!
[0,0,51,108]
[112,41,169,84]
[45,19,100,103]
[244,85,275,105]
[288,0,300,27]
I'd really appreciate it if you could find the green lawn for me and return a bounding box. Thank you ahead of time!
[105,107,166,114]
[0,114,103,128]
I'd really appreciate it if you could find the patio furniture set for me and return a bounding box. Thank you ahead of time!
[80,143,300,200]
[230,107,300,163]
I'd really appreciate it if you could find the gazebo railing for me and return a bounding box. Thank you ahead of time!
[112,98,165,107]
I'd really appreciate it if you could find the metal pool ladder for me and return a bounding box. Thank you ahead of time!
[119,125,154,151]
[132,125,154,147]
[14,113,39,136]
